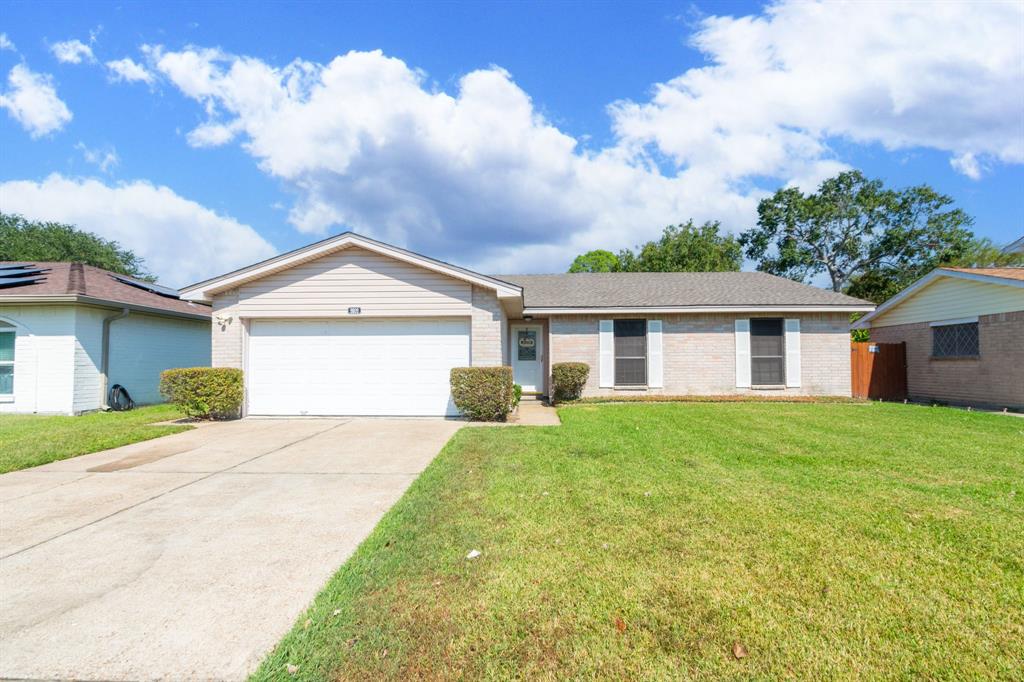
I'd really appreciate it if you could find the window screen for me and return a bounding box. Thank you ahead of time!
[750,318,785,385]
[614,319,646,386]
[932,322,979,358]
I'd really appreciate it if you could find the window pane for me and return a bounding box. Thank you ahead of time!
[0,332,14,362]
[752,357,785,385]
[517,330,537,361]
[0,365,12,394]
[615,358,646,386]
[613,320,647,385]
[932,323,979,357]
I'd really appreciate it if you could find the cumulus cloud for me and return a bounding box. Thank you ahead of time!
[105,57,154,85]
[144,0,1022,272]
[0,174,277,286]
[0,34,15,52]
[51,39,95,64]
[0,64,73,137]
[611,0,1023,181]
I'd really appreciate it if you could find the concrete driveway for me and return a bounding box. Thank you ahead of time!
[0,417,463,681]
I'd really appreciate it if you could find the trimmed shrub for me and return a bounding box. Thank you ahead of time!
[450,367,514,421]
[551,362,590,403]
[160,367,244,419]
[512,383,523,410]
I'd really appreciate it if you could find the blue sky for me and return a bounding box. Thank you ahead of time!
[1,0,1022,286]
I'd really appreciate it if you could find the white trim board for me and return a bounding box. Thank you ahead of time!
[524,305,874,315]
[930,316,978,327]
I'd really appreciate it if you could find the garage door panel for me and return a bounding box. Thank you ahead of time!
[247,318,468,416]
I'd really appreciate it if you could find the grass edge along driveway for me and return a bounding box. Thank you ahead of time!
[252,402,1024,680]
[0,404,189,473]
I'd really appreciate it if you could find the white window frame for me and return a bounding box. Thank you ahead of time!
[0,328,14,399]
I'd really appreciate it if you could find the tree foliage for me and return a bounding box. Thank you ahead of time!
[739,171,975,300]
[0,212,150,279]
[568,249,621,273]
[569,221,742,274]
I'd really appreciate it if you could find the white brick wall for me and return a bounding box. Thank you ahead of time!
[0,304,77,414]
[549,312,851,397]
[72,306,106,413]
[470,286,506,366]
[211,289,244,368]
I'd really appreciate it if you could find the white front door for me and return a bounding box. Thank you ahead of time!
[511,324,543,393]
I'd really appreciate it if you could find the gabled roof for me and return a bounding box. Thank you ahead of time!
[0,262,211,319]
[1003,236,1024,254]
[495,272,874,313]
[855,267,1024,327]
[179,232,522,302]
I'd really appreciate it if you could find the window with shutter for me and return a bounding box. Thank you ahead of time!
[750,318,785,386]
[613,319,647,386]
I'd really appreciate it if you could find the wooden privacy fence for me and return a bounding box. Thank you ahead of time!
[851,342,908,400]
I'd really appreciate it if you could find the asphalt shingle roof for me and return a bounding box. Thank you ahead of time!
[493,271,872,308]
[0,262,211,317]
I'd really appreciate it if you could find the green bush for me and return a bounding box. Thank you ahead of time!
[551,362,589,403]
[512,383,523,410]
[159,367,244,419]
[450,367,514,421]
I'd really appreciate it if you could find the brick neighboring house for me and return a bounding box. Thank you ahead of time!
[855,267,1024,411]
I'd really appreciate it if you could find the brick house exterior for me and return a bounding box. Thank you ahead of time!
[856,268,1024,411]
[184,233,873,416]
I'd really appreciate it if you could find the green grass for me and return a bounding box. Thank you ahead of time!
[254,403,1024,680]
[0,403,189,473]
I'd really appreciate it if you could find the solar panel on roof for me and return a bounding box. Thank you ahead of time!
[0,264,49,288]
[0,274,47,288]
[111,274,180,299]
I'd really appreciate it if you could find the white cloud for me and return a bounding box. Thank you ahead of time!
[610,0,1023,181]
[75,142,119,172]
[51,39,95,64]
[0,34,15,52]
[0,64,73,137]
[949,152,982,181]
[105,57,154,85]
[0,174,277,286]
[146,0,1023,272]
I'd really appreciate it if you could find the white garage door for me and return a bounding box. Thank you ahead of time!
[247,318,469,416]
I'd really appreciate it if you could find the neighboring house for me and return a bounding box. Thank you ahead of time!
[855,267,1024,410]
[1003,236,1024,254]
[180,232,872,417]
[0,262,211,415]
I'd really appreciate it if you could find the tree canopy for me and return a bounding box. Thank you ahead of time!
[568,249,620,273]
[739,171,976,301]
[568,221,742,274]
[0,213,150,279]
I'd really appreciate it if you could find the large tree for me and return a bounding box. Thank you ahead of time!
[740,171,975,300]
[569,221,742,274]
[0,213,149,279]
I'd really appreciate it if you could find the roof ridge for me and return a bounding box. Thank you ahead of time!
[67,262,86,295]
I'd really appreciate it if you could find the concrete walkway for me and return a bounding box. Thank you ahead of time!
[0,417,463,681]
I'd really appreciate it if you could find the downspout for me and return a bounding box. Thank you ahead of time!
[100,307,130,409]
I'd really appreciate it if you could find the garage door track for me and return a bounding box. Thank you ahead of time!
[0,417,463,681]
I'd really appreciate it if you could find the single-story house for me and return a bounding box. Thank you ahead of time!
[179,232,873,417]
[855,267,1024,410]
[0,262,211,415]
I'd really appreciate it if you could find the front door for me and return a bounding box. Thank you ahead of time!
[511,324,543,394]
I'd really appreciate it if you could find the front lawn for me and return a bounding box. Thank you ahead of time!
[0,404,189,473]
[256,403,1024,680]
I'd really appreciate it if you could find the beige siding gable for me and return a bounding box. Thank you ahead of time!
[236,246,472,318]
[872,277,1024,327]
